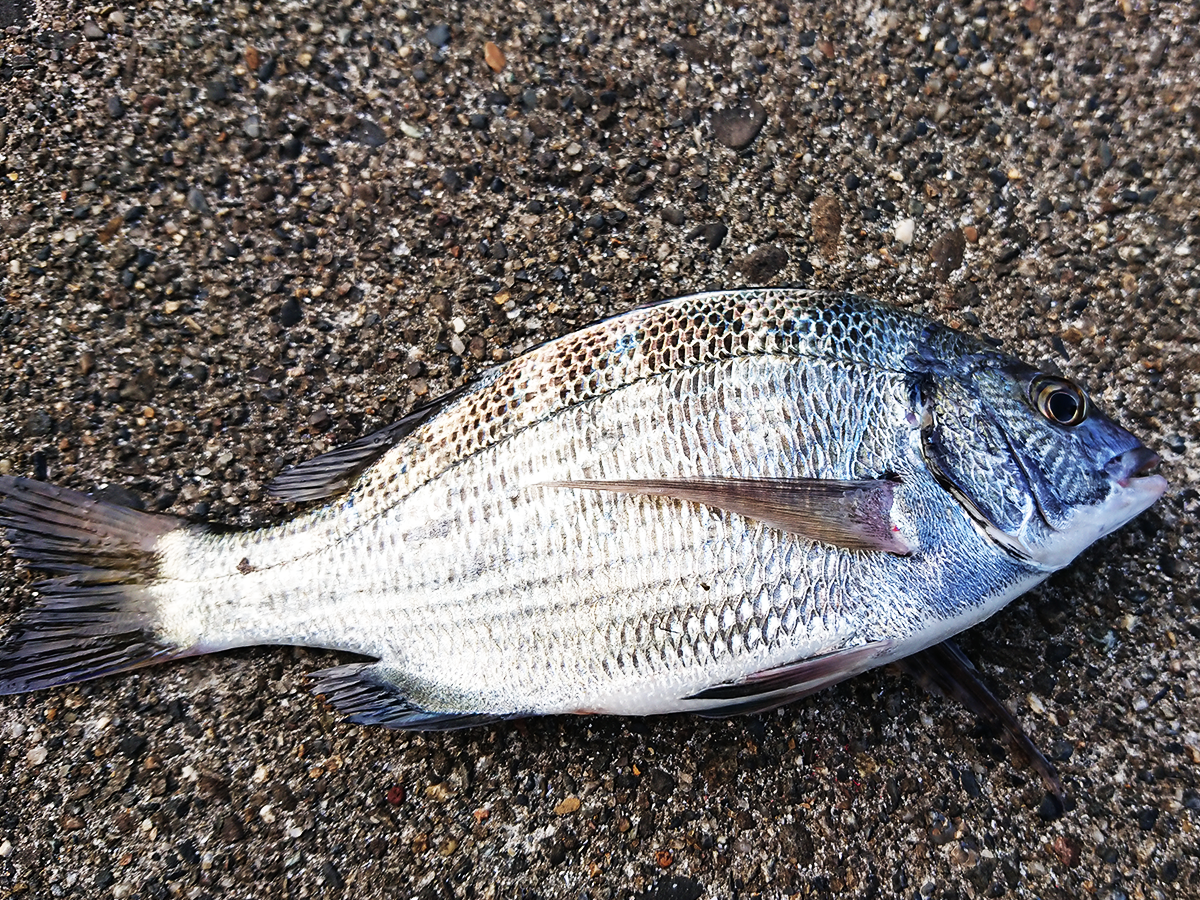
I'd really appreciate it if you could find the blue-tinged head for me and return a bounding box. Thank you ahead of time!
[913,344,1167,571]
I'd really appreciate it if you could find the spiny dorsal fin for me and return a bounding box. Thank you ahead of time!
[548,476,913,555]
[267,384,469,503]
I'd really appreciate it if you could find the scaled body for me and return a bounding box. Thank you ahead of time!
[0,291,1166,729]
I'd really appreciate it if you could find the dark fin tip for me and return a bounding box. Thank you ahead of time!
[0,476,189,694]
[896,640,1066,804]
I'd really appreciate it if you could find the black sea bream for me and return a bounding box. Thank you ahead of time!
[0,291,1166,731]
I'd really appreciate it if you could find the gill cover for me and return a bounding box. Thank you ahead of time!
[912,351,1163,570]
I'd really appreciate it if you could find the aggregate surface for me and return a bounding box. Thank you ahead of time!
[0,0,1197,898]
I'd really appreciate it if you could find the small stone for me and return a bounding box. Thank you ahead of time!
[929,228,966,281]
[206,80,227,103]
[702,222,728,250]
[712,102,768,150]
[553,796,581,815]
[280,137,303,160]
[107,96,125,119]
[484,41,506,72]
[244,115,262,138]
[26,745,48,766]
[427,23,451,47]
[811,195,843,259]
[279,297,302,327]
[186,187,210,214]
[662,207,685,226]
[963,225,979,243]
[894,217,915,245]
[738,244,788,283]
[83,19,105,40]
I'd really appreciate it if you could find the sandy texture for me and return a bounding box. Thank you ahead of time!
[0,0,1197,897]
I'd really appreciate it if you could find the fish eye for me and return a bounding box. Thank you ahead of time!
[1031,376,1088,427]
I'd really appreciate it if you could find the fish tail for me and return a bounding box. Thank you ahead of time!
[0,476,193,694]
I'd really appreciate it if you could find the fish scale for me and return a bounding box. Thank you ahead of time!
[0,290,1166,735]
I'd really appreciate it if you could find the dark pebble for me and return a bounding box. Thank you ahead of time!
[118,734,148,757]
[353,118,387,147]
[320,860,345,889]
[712,101,767,150]
[441,169,463,191]
[308,409,332,430]
[929,228,966,282]
[1136,808,1159,831]
[427,23,450,47]
[135,248,157,269]
[1037,793,1065,821]
[647,768,676,796]
[737,244,788,283]
[469,113,490,130]
[256,56,276,81]
[641,876,705,900]
[206,80,227,103]
[662,207,685,226]
[701,222,728,249]
[24,409,52,437]
[107,96,124,118]
[279,296,302,327]
[280,136,303,160]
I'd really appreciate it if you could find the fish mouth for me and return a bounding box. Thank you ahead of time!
[1105,446,1163,488]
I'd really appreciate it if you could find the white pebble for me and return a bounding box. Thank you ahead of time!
[894,218,915,245]
[0,839,12,858]
[26,746,48,766]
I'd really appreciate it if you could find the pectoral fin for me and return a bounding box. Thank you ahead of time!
[551,476,912,555]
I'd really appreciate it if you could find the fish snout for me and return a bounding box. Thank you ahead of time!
[1104,446,1164,488]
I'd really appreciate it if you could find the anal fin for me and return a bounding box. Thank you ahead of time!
[309,663,506,731]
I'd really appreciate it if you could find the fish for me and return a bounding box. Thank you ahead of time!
[0,289,1167,739]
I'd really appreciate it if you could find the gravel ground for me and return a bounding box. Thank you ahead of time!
[1,0,1198,897]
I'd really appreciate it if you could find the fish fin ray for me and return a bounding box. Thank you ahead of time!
[550,477,912,555]
[267,385,470,503]
[0,477,192,694]
[309,663,505,731]
[896,640,1064,803]
[688,640,894,716]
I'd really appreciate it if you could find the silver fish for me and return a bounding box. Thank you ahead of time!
[0,290,1167,732]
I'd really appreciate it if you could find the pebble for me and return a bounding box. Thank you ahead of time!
[186,187,210,214]
[484,41,506,72]
[83,19,105,40]
[701,222,728,250]
[427,23,451,47]
[207,80,227,103]
[712,102,767,150]
[738,244,788,283]
[894,218,915,245]
[811,195,843,259]
[662,207,685,227]
[929,227,965,281]
[553,796,580,815]
[107,96,124,119]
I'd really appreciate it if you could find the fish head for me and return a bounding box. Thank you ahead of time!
[915,354,1167,570]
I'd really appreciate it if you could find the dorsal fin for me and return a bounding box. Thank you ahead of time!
[267,384,468,503]
[548,476,913,555]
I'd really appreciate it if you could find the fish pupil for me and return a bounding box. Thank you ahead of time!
[1047,390,1079,424]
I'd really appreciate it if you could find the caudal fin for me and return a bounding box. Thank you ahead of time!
[0,476,191,694]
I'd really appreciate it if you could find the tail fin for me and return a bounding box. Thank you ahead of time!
[0,476,191,694]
